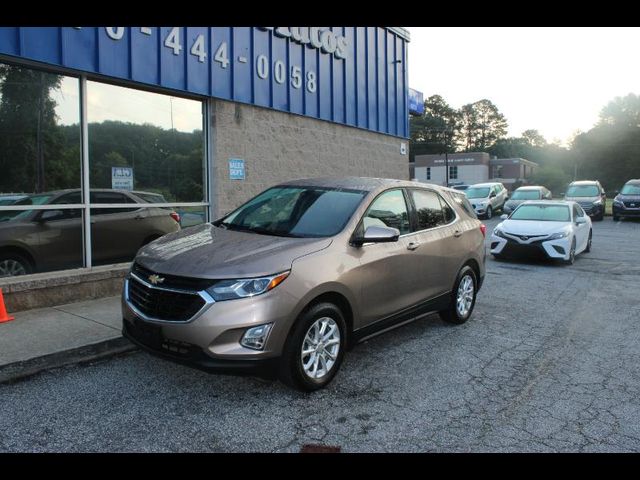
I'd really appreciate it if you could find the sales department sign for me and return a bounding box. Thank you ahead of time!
[0,26,409,138]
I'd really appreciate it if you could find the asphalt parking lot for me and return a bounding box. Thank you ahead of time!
[1,216,640,452]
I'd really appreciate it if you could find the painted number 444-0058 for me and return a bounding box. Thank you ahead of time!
[79,27,318,94]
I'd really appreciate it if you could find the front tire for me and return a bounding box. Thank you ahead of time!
[585,229,592,253]
[439,266,478,325]
[485,206,493,219]
[564,238,576,265]
[613,215,620,221]
[0,252,33,278]
[279,302,347,392]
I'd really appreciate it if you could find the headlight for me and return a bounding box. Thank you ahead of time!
[206,271,289,301]
[613,198,623,206]
[593,199,603,205]
[493,227,506,238]
[548,231,570,240]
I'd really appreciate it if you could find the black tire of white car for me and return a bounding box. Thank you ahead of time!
[279,302,347,392]
[439,266,477,325]
[565,238,576,265]
[486,206,492,219]
[585,229,592,253]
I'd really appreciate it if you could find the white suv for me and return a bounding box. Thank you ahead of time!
[465,183,508,219]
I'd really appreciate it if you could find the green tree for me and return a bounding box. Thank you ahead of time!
[456,99,508,151]
[522,129,547,147]
[0,65,71,194]
[599,93,640,128]
[409,94,458,160]
[530,164,572,196]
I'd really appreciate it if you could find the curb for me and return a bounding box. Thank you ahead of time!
[0,337,138,384]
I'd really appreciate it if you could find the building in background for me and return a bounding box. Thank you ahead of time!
[411,152,538,190]
[0,26,410,282]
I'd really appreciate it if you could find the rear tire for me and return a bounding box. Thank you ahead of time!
[279,302,347,392]
[0,252,33,278]
[439,266,478,325]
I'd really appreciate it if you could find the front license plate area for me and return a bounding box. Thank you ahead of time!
[133,317,163,349]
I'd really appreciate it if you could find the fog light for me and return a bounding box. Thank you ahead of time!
[240,323,273,350]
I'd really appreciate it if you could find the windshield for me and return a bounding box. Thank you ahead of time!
[566,185,599,197]
[218,186,367,238]
[0,193,55,222]
[620,183,640,195]
[510,204,570,222]
[465,187,490,199]
[510,190,541,200]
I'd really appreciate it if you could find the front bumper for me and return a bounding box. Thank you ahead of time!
[122,320,279,377]
[121,274,298,372]
[471,203,489,216]
[613,204,640,218]
[490,234,571,261]
[579,203,604,218]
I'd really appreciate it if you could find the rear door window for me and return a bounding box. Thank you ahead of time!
[410,189,446,231]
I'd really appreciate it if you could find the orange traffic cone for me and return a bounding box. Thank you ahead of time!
[0,288,14,323]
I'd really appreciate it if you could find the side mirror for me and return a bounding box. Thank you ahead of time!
[560,192,565,197]
[500,214,508,220]
[490,192,496,198]
[615,190,619,196]
[352,225,400,246]
[38,210,64,222]
[576,217,587,225]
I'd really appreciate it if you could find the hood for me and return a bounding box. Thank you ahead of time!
[505,199,527,208]
[564,195,600,203]
[500,220,570,236]
[617,194,640,201]
[135,223,332,279]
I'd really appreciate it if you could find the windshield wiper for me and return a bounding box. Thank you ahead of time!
[217,222,302,238]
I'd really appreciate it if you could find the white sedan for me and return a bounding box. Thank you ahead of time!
[490,201,592,265]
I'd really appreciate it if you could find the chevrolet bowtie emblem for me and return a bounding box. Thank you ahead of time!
[148,274,165,285]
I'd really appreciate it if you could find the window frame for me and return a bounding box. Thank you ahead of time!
[406,187,459,235]
[0,58,211,275]
[351,187,413,242]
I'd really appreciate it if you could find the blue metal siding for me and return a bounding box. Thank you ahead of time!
[0,26,409,138]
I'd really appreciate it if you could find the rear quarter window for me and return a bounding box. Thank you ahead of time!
[449,191,477,218]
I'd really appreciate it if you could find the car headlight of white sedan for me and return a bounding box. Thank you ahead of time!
[547,230,570,240]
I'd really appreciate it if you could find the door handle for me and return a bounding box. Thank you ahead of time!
[407,241,420,251]
[453,230,462,238]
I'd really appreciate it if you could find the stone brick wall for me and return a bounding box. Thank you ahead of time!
[211,99,409,216]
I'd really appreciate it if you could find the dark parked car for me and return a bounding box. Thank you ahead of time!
[564,180,606,221]
[0,189,181,277]
[612,179,640,221]
[503,185,552,214]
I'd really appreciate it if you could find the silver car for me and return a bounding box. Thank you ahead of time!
[465,182,508,219]
[503,185,552,214]
[122,177,486,391]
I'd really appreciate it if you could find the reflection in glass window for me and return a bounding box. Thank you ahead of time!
[411,189,445,230]
[363,189,410,235]
[87,81,205,203]
[0,63,81,197]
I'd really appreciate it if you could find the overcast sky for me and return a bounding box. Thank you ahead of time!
[406,27,640,145]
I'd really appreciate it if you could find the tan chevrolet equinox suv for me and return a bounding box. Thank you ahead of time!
[122,177,486,391]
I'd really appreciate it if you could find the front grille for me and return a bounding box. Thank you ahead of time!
[623,201,640,208]
[502,241,549,259]
[132,262,215,291]
[504,233,547,243]
[128,275,206,322]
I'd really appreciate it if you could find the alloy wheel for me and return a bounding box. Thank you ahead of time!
[0,259,27,277]
[456,274,475,318]
[301,317,341,380]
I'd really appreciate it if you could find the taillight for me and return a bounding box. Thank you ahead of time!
[170,212,181,223]
[480,224,486,238]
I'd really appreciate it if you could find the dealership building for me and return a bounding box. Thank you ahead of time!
[411,152,538,190]
[0,26,410,309]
